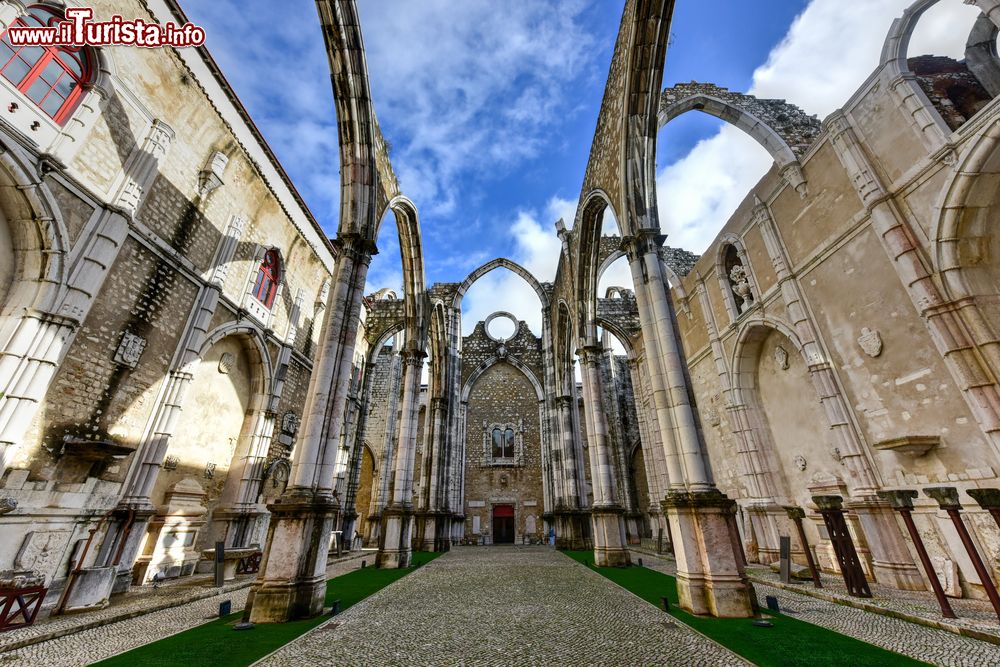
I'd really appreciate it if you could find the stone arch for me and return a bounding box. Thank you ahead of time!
[461,355,545,405]
[198,322,274,397]
[0,141,68,323]
[317,0,381,240]
[575,191,618,347]
[379,196,426,347]
[880,0,994,147]
[966,13,1000,97]
[426,301,448,397]
[935,115,1000,374]
[658,83,818,197]
[453,257,548,310]
[730,317,807,409]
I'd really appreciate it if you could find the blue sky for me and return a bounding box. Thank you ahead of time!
[184,0,976,333]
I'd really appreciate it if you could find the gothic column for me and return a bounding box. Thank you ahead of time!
[340,360,376,547]
[553,394,587,548]
[578,346,629,566]
[421,396,448,550]
[627,356,669,536]
[249,233,374,624]
[625,230,754,617]
[377,347,425,568]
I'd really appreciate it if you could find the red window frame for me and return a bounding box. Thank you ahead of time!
[0,5,94,125]
[252,249,281,309]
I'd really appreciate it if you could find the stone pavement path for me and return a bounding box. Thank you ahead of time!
[0,553,367,667]
[637,550,1000,667]
[259,546,749,667]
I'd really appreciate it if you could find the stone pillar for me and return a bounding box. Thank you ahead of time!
[421,396,448,551]
[249,234,373,624]
[377,347,425,569]
[578,345,629,567]
[553,395,587,549]
[340,361,377,547]
[625,231,753,617]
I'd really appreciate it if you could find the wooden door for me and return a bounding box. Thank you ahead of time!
[493,505,515,544]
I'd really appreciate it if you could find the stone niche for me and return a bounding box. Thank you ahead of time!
[134,478,208,584]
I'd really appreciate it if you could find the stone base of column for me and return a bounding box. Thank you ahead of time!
[248,491,339,624]
[377,505,414,569]
[554,510,590,549]
[663,490,755,618]
[848,497,925,591]
[592,506,630,567]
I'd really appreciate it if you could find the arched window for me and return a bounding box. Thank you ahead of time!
[0,5,94,125]
[485,422,521,465]
[252,248,281,309]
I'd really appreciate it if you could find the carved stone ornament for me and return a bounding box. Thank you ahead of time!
[163,455,179,471]
[204,462,216,479]
[0,496,17,515]
[496,344,508,360]
[729,264,754,313]
[281,412,299,435]
[705,408,721,427]
[218,352,236,374]
[857,327,883,358]
[114,331,147,369]
[774,346,789,370]
[794,455,807,471]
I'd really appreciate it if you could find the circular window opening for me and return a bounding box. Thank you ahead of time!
[485,312,518,342]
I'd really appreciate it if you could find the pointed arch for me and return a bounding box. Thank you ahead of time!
[658,84,817,197]
[729,317,808,408]
[460,355,544,405]
[453,257,548,310]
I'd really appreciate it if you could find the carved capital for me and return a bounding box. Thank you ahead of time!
[924,486,962,510]
[876,489,918,511]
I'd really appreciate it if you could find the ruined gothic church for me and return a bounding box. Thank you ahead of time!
[1,0,1000,626]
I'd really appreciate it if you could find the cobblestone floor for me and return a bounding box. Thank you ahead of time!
[745,562,1000,639]
[259,546,749,667]
[0,551,368,666]
[635,550,1000,667]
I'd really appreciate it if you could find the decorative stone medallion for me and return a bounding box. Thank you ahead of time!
[794,455,807,471]
[774,346,789,370]
[218,352,236,374]
[0,497,16,515]
[857,327,883,358]
[163,455,179,471]
[114,331,147,369]
[204,462,217,479]
[281,411,299,435]
[705,408,721,427]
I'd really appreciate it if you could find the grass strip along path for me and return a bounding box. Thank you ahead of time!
[563,550,928,667]
[93,551,442,667]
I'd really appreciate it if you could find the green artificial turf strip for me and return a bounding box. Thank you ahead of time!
[562,550,929,667]
[92,551,441,667]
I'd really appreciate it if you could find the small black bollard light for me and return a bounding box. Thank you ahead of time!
[637,558,643,567]
[233,622,255,631]
[330,599,341,616]
[765,595,780,613]
[660,596,670,612]
[361,560,367,568]
[219,600,232,617]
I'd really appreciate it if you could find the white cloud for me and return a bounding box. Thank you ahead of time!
[658,0,978,254]
[357,0,597,217]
